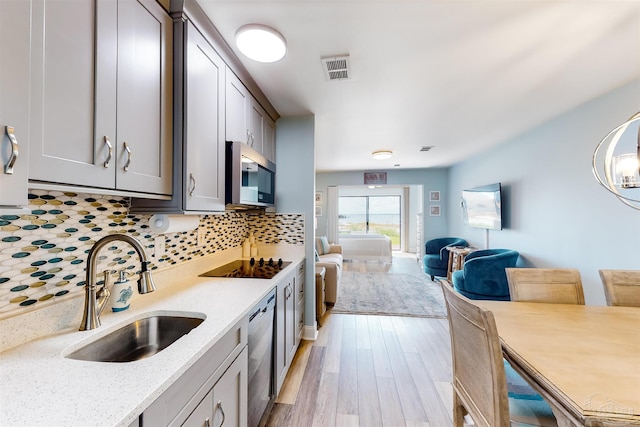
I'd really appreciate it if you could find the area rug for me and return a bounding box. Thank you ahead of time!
[331,271,447,318]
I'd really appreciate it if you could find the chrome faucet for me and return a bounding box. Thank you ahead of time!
[79,234,156,331]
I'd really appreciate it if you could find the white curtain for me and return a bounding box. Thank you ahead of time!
[327,186,339,244]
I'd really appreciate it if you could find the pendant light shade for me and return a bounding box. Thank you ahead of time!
[592,112,640,210]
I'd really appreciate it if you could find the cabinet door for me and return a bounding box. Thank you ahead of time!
[184,22,226,211]
[295,264,305,345]
[0,0,30,208]
[275,278,287,394]
[225,70,249,144]
[29,0,115,188]
[248,98,264,153]
[263,117,276,163]
[285,275,296,366]
[181,389,214,427]
[115,0,172,195]
[212,347,248,427]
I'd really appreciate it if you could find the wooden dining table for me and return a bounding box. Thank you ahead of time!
[473,300,640,427]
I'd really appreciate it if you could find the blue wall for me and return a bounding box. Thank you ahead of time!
[447,79,640,305]
[275,116,317,328]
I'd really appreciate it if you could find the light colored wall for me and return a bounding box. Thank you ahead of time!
[275,116,316,328]
[447,79,640,305]
[315,169,448,248]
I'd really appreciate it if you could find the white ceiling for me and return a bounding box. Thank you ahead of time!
[197,0,640,172]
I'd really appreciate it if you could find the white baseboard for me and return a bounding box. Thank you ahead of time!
[302,324,318,341]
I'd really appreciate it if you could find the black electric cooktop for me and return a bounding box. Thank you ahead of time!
[200,258,291,279]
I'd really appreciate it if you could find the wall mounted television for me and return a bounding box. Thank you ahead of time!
[461,183,502,230]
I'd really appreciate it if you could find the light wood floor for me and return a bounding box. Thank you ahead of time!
[265,254,455,427]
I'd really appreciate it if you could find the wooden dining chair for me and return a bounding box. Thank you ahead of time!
[599,270,640,307]
[441,282,557,427]
[505,268,585,304]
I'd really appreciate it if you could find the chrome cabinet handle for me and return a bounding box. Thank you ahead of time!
[250,132,255,147]
[123,142,132,171]
[4,126,19,175]
[205,417,211,427]
[216,400,226,426]
[103,136,113,168]
[189,173,196,196]
[246,129,251,145]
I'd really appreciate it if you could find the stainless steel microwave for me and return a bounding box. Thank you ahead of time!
[225,141,276,209]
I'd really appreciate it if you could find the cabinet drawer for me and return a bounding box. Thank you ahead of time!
[142,319,247,427]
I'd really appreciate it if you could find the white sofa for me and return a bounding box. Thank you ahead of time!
[316,244,343,305]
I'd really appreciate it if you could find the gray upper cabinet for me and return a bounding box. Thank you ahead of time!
[248,97,264,154]
[184,21,226,211]
[226,69,276,160]
[130,15,226,213]
[226,70,250,145]
[28,0,172,196]
[263,116,276,163]
[115,0,173,195]
[0,0,30,208]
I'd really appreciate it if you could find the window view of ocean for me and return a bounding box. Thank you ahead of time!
[338,195,401,249]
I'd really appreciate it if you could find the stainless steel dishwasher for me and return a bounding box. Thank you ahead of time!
[247,288,276,427]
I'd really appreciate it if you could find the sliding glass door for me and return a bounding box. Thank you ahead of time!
[338,195,401,250]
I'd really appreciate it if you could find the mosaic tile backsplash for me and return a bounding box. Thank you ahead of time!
[0,190,304,317]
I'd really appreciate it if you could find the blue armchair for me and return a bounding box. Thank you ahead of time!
[451,249,519,301]
[423,237,468,280]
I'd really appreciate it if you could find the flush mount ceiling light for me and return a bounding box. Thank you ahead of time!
[372,150,393,160]
[235,24,286,63]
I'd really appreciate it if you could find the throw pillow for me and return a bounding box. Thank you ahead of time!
[314,249,320,262]
[315,235,330,255]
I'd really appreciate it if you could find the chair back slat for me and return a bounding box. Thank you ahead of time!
[506,268,584,305]
[441,282,511,427]
[599,270,640,307]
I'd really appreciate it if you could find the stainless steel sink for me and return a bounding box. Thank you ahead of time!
[66,315,205,362]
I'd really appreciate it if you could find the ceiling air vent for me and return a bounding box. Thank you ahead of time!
[321,55,351,81]
[420,146,434,152]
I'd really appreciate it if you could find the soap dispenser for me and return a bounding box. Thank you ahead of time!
[111,270,133,312]
[242,239,251,258]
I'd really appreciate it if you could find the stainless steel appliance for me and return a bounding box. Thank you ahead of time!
[199,258,291,279]
[226,141,276,209]
[247,289,276,427]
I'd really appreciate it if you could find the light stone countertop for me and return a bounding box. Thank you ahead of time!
[0,245,305,427]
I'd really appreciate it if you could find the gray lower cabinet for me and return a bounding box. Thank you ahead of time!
[0,0,30,208]
[275,260,305,396]
[141,319,248,427]
[182,348,247,427]
[295,263,305,346]
[28,0,172,196]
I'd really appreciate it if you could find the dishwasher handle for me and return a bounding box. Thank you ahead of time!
[248,307,262,323]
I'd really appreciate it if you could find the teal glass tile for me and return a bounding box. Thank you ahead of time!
[12,252,30,258]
